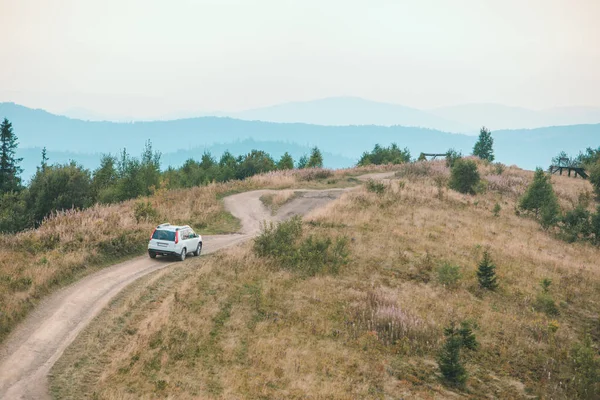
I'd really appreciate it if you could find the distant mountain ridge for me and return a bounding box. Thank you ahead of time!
[57,97,600,133]
[2,102,599,179]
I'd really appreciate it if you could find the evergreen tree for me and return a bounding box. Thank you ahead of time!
[40,147,49,172]
[218,151,238,182]
[437,321,477,387]
[589,162,600,199]
[297,154,309,169]
[520,168,560,222]
[477,251,498,290]
[27,162,92,224]
[472,126,495,162]
[0,118,23,193]
[306,147,324,168]
[140,140,161,194]
[236,150,276,179]
[91,154,118,203]
[277,152,294,170]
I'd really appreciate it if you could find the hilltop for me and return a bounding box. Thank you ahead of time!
[44,161,600,399]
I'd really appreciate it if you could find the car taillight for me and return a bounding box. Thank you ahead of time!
[150,228,156,240]
[175,231,179,244]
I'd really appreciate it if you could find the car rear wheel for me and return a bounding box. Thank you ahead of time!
[179,248,187,262]
[193,242,202,257]
[149,252,157,259]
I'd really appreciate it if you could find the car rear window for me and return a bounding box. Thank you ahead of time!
[152,230,176,241]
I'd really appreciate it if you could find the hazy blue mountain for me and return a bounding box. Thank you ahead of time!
[226,97,473,133]
[431,103,600,131]
[3,103,600,179]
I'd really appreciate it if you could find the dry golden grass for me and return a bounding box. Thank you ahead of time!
[0,167,389,345]
[50,161,600,399]
[260,190,300,215]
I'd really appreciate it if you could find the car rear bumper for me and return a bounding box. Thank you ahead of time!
[148,247,179,256]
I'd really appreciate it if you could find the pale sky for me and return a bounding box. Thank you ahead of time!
[1,0,599,118]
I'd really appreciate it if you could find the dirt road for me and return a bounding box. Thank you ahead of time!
[0,187,348,399]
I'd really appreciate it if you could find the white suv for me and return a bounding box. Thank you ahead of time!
[148,224,202,261]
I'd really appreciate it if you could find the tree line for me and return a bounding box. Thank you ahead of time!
[0,118,325,233]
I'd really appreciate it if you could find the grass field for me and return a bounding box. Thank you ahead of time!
[0,167,387,345]
[50,161,600,399]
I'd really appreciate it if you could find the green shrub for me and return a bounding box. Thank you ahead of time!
[97,231,146,258]
[449,159,480,195]
[534,293,559,316]
[571,335,600,399]
[253,216,302,259]
[445,148,462,168]
[365,179,386,195]
[358,143,411,166]
[492,203,501,217]
[253,216,349,276]
[493,163,505,175]
[589,162,600,199]
[133,200,159,223]
[10,277,33,292]
[592,206,600,244]
[540,278,552,293]
[437,263,462,288]
[560,206,592,243]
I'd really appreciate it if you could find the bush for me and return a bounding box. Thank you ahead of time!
[589,162,600,199]
[358,144,411,166]
[560,206,592,243]
[133,201,159,224]
[437,263,462,288]
[592,206,600,244]
[97,231,146,258]
[492,203,501,217]
[253,216,302,259]
[253,216,349,276]
[0,191,30,233]
[477,251,498,290]
[534,293,560,316]
[365,179,386,195]
[445,148,462,168]
[571,335,600,399]
[449,159,480,195]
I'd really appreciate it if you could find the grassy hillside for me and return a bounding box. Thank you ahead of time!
[0,167,372,345]
[50,162,600,399]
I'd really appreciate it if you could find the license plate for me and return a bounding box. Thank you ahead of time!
[158,242,168,247]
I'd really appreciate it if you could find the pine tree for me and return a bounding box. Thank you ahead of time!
[277,152,294,170]
[297,154,309,169]
[477,251,498,290]
[520,168,560,223]
[437,321,478,387]
[40,147,49,172]
[472,126,495,162]
[306,147,324,168]
[0,118,23,193]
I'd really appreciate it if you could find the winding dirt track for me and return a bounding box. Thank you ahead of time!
[0,187,350,399]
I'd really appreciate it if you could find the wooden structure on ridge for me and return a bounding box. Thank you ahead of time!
[419,153,447,160]
[549,157,588,179]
